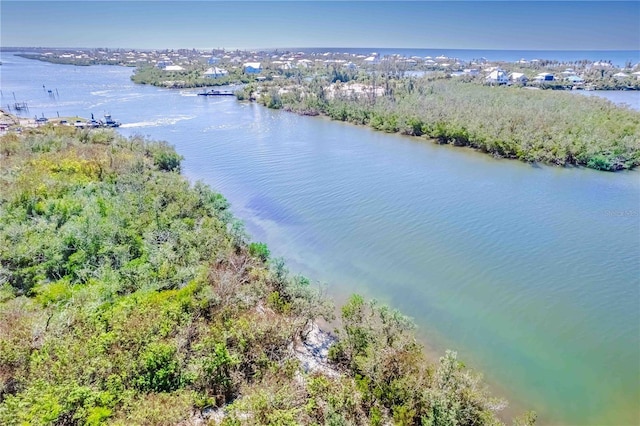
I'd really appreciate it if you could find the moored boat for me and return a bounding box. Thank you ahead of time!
[103,113,120,127]
[197,89,235,96]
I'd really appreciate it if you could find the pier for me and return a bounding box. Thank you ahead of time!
[197,89,235,96]
[9,102,29,112]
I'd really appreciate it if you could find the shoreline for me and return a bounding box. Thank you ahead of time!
[0,123,530,424]
[241,80,640,172]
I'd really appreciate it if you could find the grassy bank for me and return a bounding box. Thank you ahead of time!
[0,126,534,425]
[248,78,640,171]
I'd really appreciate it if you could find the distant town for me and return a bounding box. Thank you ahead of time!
[7,47,640,91]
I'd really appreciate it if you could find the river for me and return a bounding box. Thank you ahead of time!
[1,54,639,425]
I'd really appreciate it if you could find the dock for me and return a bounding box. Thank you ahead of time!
[8,102,29,112]
[197,90,235,96]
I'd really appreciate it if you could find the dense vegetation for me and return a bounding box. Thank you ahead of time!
[131,66,253,89]
[15,54,135,67]
[0,126,534,425]
[248,77,640,171]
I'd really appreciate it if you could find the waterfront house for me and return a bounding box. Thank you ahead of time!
[203,67,229,78]
[534,72,555,82]
[509,72,528,84]
[243,62,262,74]
[486,69,509,84]
[564,75,585,84]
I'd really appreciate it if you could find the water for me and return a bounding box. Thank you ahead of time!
[2,54,639,425]
[574,90,640,111]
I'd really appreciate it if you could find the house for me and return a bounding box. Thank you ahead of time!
[564,75,584,84]
[534,72,555,82]
[208,57,220,65]
[243,62,262,74]
[510,72,528,84]
[486,69,509,84]
[613,72,629,79]
[203,67,229,78]
[164,65,184,71]
[363,55,380,64]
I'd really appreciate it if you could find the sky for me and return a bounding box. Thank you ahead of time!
[1,1,639,51]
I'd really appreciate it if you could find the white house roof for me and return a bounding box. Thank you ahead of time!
[164,65,184,71]
[204,67,228,75]
[243,62,262,69]
[487,70,508,81]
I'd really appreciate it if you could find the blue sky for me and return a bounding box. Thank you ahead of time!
[1,1,639,50]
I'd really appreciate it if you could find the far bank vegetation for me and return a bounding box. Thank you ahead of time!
[243,75,640,171]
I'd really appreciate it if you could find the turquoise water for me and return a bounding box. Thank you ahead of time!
[2,55,639,425]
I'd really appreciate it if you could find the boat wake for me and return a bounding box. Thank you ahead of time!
[119,115,195,128]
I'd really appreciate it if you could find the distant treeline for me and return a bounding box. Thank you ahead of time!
[0,126,534,425]
[15,53,134,67]
[131,66,253,89]
[246,77,640,171]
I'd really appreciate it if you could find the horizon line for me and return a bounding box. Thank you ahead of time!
[2,46,639,52]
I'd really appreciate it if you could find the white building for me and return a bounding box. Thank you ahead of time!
[613,72,629,79]
[486,69,509,84]
[534,72,555,82]
[243,62,262,74]
[203,67,229,78]
[510,72,528,84]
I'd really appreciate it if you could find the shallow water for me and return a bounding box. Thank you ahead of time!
[2,54,639,425]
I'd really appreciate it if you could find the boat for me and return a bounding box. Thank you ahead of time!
[103,113,120,127]
[197,89,235,96]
